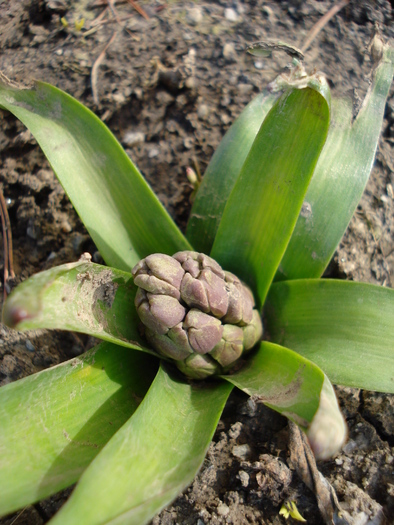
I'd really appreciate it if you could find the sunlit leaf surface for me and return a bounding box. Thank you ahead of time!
[0,343,157,516]
[0,77,191,271]
[211,87,330,306]
[187,91,278,253]
[50,364,232,525]
[266,279,394,392]
[2,260,153,354]
[276,47,394,280]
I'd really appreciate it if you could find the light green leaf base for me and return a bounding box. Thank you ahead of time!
[0,343,157,516]
[49,365,233,525]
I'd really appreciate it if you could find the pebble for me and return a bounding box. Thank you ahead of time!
[238,470,250,487]
[262,5,275,21]
[183,137,193,149]
[232,444,251,460]
[237,83,253,95]
[27,220,39,240]
[197,104,210,120]
[166,120,178,133]
[238,397,257,417]
[186,7,203,25]
[25,340,35,352]
[217,503,229,516]
[112,93,126,105]
[228,421,242,439]
[343,439,357,455]
[224,8,238,22]
[222,42,237,62]
[148,147,160,158]
[123,131,145,147]
[60,220,72,233]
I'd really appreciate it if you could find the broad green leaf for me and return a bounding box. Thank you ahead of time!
[265,279,394,392]
[0,343,157,516]
[186,91,279,253]
[223,342,346,460]
[50,365,232,525]
[276,45,394,280]
[210,87,330,306]
[2,260,155,355]
[0,76,191,271]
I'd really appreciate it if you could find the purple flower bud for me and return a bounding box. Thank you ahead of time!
[132,251,263,379]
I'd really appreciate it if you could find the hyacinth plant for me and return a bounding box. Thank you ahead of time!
[0,40,393,524]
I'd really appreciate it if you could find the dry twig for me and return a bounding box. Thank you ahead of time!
[301,0,350,53]
[0,186,15,301]
[91,30,119,106]
[288,423,351,525]
[126,0,150,20]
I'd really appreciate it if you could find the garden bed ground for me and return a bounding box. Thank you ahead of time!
[0,1,393,524]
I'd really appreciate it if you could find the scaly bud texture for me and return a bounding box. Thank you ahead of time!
[132,251,263,379]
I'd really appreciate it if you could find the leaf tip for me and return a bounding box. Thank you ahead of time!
[307,376,347,461]
[2,303,34,329]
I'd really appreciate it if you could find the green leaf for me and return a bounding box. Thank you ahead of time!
[186,91,279,253]
[210,86,330,306]
[222,342,346,460]
[2,259,155,354]
[49,365,232,525]
[276,45,394,280]
[265,279,394,392]
[0,343,157,516]
[0,76,191,271]
[224,341,324,427]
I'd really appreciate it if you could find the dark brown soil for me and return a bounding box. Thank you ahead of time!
[0,1,393,524]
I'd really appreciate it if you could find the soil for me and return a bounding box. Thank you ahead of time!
[0,1,393,524]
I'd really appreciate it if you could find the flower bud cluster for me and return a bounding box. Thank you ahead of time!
[132,251,263,379]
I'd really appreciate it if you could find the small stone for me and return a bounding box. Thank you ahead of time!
[222,42,237,62]
[27,219,39,240]
[343,440,357,455]
[232,444,251,460]
[123,131,145,147]
[186,7,203,25]
[262,5,275,21]
[224,8,238,22]
[228,422,242,439]
[60,220,72,233]
[238,470,249,487]
[183,137,193,149]
[197,104,210,120]
[237,84,253,95]
[217,503,229,516]
[166,120,178,133]
[112,93,126,105]
[238,397,257,417]
[25,340,35,352]
[148,147,160,158]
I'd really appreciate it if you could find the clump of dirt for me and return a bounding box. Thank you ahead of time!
[0,1,393,524]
